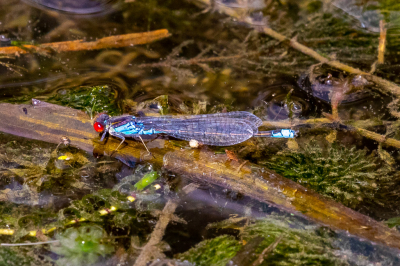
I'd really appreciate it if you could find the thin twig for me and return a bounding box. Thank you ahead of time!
[133,183,197,266]
[378,20,387,64]
[260,27,400,98]
[0,30,170,55]
[263,117,400,150]
[1,240,59,246]
[251,235,283,266]
[137,52,259,69]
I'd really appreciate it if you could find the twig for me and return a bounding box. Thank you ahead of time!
[133,184,197,266]
[263,116,400,150]
[378,20,387,65]
[355,127,400,149]
[165,40,194,61]
[137,52,259,69]
[0,30,170,55]
[251,235,283,266]
[1,240,59,246]
[260,27,400,98]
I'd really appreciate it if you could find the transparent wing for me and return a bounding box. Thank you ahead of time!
[139,115,256,146]
[137,111,262,131]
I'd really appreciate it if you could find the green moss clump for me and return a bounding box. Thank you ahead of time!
[51,225,114,266]
[265,143,390,208]
[0,247,35,266]
[177,217,347,266]
[57,189,132,225]
[48,85,120,117]
[176,235,241,266]
[241,218,347,266]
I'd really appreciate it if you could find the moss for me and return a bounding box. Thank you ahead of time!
[177,217,347,266]
[0,247,47,266]
[51,225,114,266]
[48,85,120,117]
[176,235,241,266]
[57,189,133,225]
[265,142,391,208]
[241,218,347,266]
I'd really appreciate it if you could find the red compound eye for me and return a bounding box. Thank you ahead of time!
[93,122,105,132]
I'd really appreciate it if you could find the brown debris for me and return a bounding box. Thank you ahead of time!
[378,20,387,64]
[133,183,197,266]
[0,29,170,55]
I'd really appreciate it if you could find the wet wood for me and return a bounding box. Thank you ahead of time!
[0,29,170,55]
[1,101,400,250]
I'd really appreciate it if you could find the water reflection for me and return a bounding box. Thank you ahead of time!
[252,82,323,120]
[23,0,116,14]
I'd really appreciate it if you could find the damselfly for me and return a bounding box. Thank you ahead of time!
[93,111,296,152]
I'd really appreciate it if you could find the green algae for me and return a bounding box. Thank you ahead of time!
[176,235,241,266]
[177,216,347,266]
[51,225,114,266]
[265,142,392,208]
[48,85,121,118]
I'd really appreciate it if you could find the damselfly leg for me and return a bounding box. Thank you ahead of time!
[109,128,153,157]
[137,135,154,158]
[108,130,126,152]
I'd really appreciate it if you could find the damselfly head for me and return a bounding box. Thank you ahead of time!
[93,113,110,132]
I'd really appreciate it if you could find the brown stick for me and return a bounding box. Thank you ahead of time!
[0,30,170,55]
[251,235,283,266]
[137,52,259,68]
[378,20,387,64]
[261,27,400,97]
[263,117,400,149]
[133,184,197,266]
[163,149,400,250]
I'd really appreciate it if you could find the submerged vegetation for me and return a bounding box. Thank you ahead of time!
[178,216,349,266]
[266,142,393,208]
[51,226,114,266]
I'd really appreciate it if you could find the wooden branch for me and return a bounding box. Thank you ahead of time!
[263,117,400,149]
[261,27,400,97]
[1,101,400,250]
[0,30,170,55]
[378,20,387,64]
[133,184,196,266]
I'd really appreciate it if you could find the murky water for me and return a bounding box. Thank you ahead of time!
[1,0,400,265]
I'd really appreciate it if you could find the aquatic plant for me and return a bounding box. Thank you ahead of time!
[242,218,347,266]
[0,246,53,266]
[177,216,347,266]
[265,142,391,208]
[57,189,133,224]
[51,225,114,266]
[176,235,241,266]
[48,85,120,117]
